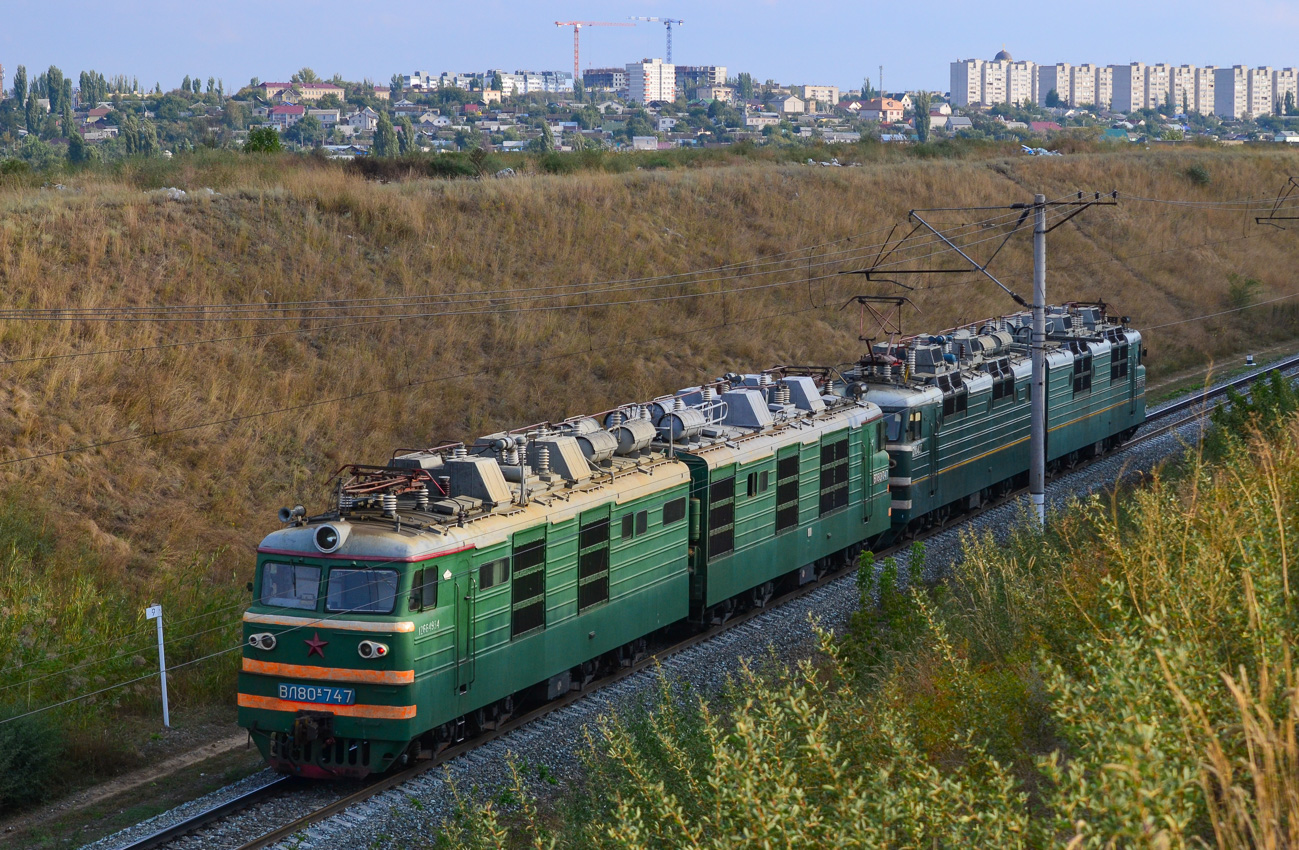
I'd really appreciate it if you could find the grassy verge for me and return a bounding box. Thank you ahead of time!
[429,385,1299,848]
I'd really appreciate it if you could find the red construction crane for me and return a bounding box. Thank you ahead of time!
[629,17,684,63]
[555,21,634,83]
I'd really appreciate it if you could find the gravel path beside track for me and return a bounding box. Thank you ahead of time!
[85,363,1249,850]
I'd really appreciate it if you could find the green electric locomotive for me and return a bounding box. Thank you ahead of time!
[845,302,1144,534]
[236,303,1145,778]
[238,370,892,777]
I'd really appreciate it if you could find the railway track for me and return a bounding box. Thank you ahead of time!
[113,352,1299,850]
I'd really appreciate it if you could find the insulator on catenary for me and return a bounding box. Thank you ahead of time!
[339,492,354,512]
[382,492,397,517]
[537,445,551,475]
[453,445,467,459]
[416,486,429,511]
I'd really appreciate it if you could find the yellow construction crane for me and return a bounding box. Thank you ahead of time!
[628,17,684,62]
[554,21,635,83]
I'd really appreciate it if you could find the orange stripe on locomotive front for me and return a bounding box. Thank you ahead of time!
[237,693,416,720]
[241,657,415,685]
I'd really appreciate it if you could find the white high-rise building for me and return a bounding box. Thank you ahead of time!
[1248,66,1274,116]
[1037,63,1070,105]
[950,59,984,106]
[1194,66,1216,115]
[1145,63,1172,110]
[1071,64,1098,107]
[1095,65,1113,110]
[983,59,1009,104]
[1007,60,1037,105]
[1274,68,1299,115]
[1111,63,1146,113]
[1215,66,1249,118]
[1170,65,1196,114]
[626,58,675,104]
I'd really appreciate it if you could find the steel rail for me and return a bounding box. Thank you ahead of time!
[129,352,1299,850]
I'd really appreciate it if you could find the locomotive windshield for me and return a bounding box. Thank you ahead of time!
[260,562,321,610]
[326,569,400,614]
[882,412,904,442]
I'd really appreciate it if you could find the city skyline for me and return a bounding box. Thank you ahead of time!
[3,0,1299,95]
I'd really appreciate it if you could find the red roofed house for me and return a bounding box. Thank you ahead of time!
[861,97,905,123]
[258,82,295,100]
[1030,121,1062,133]
[268,103,306,129]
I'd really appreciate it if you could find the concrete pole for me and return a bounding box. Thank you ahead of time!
[1030,194,1047,528]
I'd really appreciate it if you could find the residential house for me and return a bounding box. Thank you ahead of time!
[372,86,391,101]
[929,101,952,116]
[943,115,974,132]
[257,82,294,100]
[346,107,380,131]
[779,95,805,115]
[308,108,341,127]
[797,85,840,111]
[693,85,734,103]
[1030,121,1062,133]
[631,136,659,151]
[594,101,625,114]
[861,97,905,122]
[744,112,781,128]
[295,82,345,102]
[393,98,422,114]
[268,103,306,129]
[657,116,678,132]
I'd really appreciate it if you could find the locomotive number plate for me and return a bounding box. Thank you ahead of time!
[278,683,356,705]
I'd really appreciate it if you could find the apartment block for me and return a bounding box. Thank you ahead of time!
[1274,68,1299,114]
[1248,66,1274,116]
[1111,63,1146,113]
[797,84,840,110]
[1215,66,1248,118]
[1037,63,1070,105]
[1170,65,1196,114]
[1095,65,1113,110]
[1145,63,1172,110]
[676,65,728,89]
[1007,60,1036,105]
[1071,64,1098,107]
[626,58,675,104]
[982,59,1009,105]
[582,68,626,91]
[1194,66,1216,115]
[950,59,983,106]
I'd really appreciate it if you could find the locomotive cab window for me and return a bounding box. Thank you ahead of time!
[260,562,321,610]
[882,412,903,443]
[326,569,399,614]
[409,568,439,611]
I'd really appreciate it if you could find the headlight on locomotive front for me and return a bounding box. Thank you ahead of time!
[357,640,389,659]
[248,632,277,650]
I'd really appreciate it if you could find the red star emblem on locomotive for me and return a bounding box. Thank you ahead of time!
[304,632,328,658]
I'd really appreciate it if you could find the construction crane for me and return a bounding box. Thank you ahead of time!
[629,17,684,62]
[555,21,634,83]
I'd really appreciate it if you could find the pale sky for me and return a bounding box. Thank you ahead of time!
[3,0,1298,94]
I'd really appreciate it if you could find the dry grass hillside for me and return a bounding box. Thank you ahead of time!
[0,146,1297,778]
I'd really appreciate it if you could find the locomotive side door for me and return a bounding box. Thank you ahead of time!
[454,570,477,694]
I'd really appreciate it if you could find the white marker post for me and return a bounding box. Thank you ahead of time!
[145,604,170,728]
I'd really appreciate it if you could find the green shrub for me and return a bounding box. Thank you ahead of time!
[1185,163,1211,185]
[0,707,63,809]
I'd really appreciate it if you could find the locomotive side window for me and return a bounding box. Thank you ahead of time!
[478,558,509,591]
[511,539,546,637]
[409,568,439,610]
[326,569,399,614]
[1073,352,1093,394]
[621,514,634,540]
[1110,344,1129,380]
[260,562,321,610]
[663,497,687,524]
